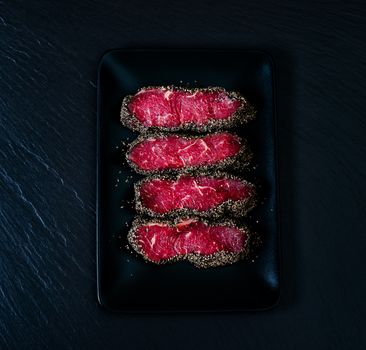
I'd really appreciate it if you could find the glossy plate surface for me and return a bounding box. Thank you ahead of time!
[97,49,280,312]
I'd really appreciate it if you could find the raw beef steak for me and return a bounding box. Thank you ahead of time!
[127,217,250,268]
[126,132,251,174]
[120,86,256,132]
[135,173,257,218]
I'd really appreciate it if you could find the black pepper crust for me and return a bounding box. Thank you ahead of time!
[125,131,252,175]
[120,86,256,133]
[127,216,252,269]
[134,171,257,219]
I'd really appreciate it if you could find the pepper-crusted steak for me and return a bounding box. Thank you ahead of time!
[135,173,256,218]
[126,132,251,174]
[120,86,256,132]
[127,217,250,268]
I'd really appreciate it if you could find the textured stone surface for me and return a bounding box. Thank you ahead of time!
[1,0,366,349]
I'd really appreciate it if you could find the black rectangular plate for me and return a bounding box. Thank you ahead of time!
[97,49,280,312]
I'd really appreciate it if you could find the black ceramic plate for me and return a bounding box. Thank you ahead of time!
[97,49,280,312]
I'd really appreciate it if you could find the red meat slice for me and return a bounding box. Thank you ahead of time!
[128,218,249,268]
[135,174,256,217]
[127,132,250,174]
[120,86,255,132]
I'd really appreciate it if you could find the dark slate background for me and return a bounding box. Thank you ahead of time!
[1,0,365,349]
